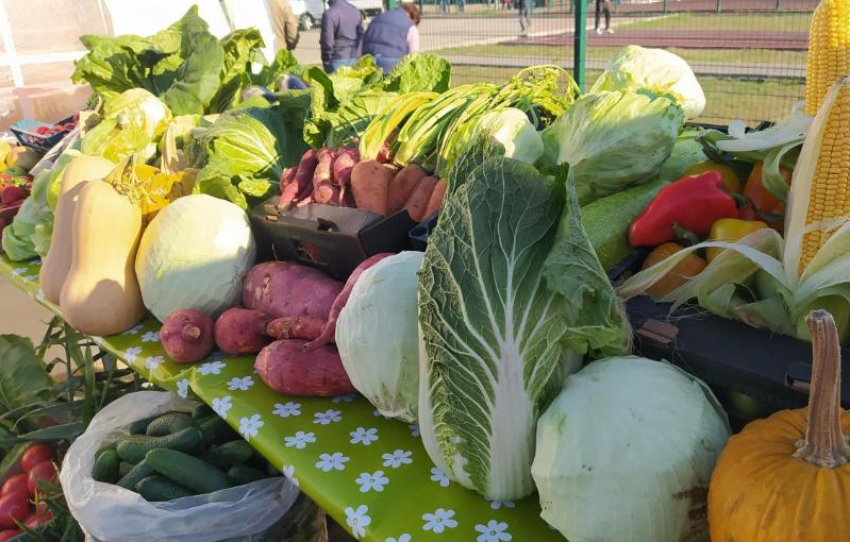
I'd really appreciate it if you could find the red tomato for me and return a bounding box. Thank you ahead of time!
[21,445,52,473]
[0,492,28,529]
[0,530,21,542]
[0,475,29,498]
[26,462,56,495]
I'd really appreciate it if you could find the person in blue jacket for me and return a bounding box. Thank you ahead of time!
[362,3,421,73]
[320,0,364,72]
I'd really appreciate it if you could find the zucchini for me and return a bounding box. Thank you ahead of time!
[128,415,159,435]
[146,449,230,494]
[146,412,193,437]
[136,475,195,501]
[201,440,253,469]
[192,404,214,420]
[92,449,120,483]
[227,465,266,486]
[117,427,203,464]
[117,459,155,490]
[199,416,238,446]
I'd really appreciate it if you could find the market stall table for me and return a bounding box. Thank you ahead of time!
[0,253,564,542]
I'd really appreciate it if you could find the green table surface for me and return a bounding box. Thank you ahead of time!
[0,254,564,542]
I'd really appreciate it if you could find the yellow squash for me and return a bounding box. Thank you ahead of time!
[39,155,115,303]
[59,181,145,336]
[708,310,850,541]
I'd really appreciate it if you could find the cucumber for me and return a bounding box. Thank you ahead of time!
[146,449,230,494]
[227,465,266,486]
[92,449,120,483]
[202,440,254,469]
[581,177,668,271]
[199,416,238,446]
[192,404,214,420]
[117,459,155,490]
[117,427,203,464]
[136,475,195,501]
[146,412,193,437]
[128,415,159,435]
[118,462,134,478]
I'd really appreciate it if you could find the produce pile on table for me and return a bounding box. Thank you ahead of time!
[2,3,850,541]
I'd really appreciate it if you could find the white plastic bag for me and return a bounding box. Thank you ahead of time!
[60,391,300,542]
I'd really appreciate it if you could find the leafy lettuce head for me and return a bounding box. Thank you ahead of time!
[592,45,706,120]
[540,89,684,204]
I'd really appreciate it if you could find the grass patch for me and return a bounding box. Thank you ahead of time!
[450,65,804,124]
[624,12,812,32]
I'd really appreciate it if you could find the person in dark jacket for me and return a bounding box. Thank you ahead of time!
[362,3,421,73]
[320,0,364,72]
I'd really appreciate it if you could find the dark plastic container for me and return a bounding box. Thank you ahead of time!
[248,197,418,280]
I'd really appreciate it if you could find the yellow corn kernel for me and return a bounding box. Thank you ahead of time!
[805,0,850,116]
[800,80,850,274]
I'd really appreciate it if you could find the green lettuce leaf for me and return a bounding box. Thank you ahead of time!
[0,335,52,413]
[383,53,451,94]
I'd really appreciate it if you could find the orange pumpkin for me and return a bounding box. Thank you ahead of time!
[708,309,850,541]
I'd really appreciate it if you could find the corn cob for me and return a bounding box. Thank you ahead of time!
[805,0,850,116]
[795,77,850,275]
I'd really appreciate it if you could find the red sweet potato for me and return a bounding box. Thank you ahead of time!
[280,149,318,210]
[351,160,392,216]
[404,176,438,222]
[303,253,393,352]
[242,261,343,320]
[255,340,356,397]
[161,309,215,363]
[424,179,447,218]
[386,165,426,215]
[332,148,359,187]
[266,316,327,341]
[214,307,274,355]
[313,148,337,204]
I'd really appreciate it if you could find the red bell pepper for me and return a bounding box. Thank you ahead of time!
[629,171,739,247]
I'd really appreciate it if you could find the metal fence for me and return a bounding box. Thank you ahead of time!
[293,0,814,124]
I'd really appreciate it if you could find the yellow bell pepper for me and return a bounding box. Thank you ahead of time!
[707,218,769,262]
[684,161,742,194]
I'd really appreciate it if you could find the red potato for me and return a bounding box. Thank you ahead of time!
[20,445,51,473]
[1,475,28,498]
[424,179,447,218]
[255,340,356,397]
[351,160,392,216]
[387,165,426,215]
[214,307,274,355]
[27,462,56,495]
[160,309,215,363]
[404,176,438,222]
[312,148,337,204]
[303,253,393,352]
[266,316,326,341]
[279,166,297,193]
[242,261,343,320]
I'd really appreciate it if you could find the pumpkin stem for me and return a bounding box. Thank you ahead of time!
[793,310,850,467]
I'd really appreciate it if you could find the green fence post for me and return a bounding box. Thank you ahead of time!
[775,0,781,9]
[574,0,587,91]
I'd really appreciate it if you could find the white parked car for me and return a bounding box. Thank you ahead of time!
[290,0,384,30]
[349,0,385,17]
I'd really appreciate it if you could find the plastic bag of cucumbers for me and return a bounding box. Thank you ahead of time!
[60,391,324,542]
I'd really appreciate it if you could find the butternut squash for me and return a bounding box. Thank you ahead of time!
[60,181,145,336]
[40,155,115,303]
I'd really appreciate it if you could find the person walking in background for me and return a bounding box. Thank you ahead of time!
[363,3,421,73]
[268,0,300,51]
[594,0,613,34]
[518,0,530,36]
[457,0,466,13]
[320,0,364,72]
[441,0,450,14]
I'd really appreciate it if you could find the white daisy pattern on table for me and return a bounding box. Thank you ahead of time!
[282,465,299,487]
[486,499,515,510]
[284,431,316,449]
[382,449,413,469]
[316,452,349,472]
[141,331,160,343]
[124,346,143,363]
[355,470,389,493]
[145,356,165,371]
[372,409,392,420]
[239,414,264,441]
[429,467,451,487]
[126,324,144,335]
[422,509,457,534]
[475,520,511,542]
[273,402,302,418]
[332,394,357,404]
[313,409,342,425]
[212,396,233,418]
[198,361,227,375]
[350,427,379,446]
[176,379,190,398]
[386,535,411,542]
[409,424,420,437]
[23,275,38,282]
[209,350,227,360]
[345,505,371,540]
[227,376,254,391]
